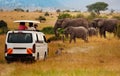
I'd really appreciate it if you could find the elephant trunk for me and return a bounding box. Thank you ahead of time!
[54,26,59,37]
[65,33,69,38]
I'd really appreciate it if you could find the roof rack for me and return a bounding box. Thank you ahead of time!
[14,20,40,24]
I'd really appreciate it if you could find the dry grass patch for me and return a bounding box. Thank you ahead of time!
[0,11,120,76]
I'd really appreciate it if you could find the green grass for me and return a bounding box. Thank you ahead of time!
[6,63,120,76]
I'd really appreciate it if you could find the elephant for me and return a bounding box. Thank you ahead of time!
[54,18,89,37]
[92,18,118,38]
[64,26,88,43]
[88,27,98,37]
[54,18,71,36]
[0,20,8,33]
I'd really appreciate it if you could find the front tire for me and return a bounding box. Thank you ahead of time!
[43,52,47,61]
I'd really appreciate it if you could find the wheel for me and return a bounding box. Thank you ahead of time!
[43,52,47,61]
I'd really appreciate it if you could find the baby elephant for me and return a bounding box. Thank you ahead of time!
[64,26,88,43]
[88,27,98,37]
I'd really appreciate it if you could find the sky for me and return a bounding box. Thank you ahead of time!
[63,0,120,11]
[0,0,120,11]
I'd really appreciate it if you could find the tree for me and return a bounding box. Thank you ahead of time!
[110,9,115,14]
[26,9,29,12]
[56,9,61,13]
[0,9,3,12]
[58,13,72,19]
[86,2,108,15]
[14,8,24,12]
[44,12,49,16]
[36,16,46,22]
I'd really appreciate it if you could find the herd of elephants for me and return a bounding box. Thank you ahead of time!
[53,18,119,43]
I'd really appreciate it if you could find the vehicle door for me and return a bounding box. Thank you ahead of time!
[35,33,47,59]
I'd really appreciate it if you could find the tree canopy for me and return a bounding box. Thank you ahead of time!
[86,2,108,15]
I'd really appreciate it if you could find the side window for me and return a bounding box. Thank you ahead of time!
[36,34,44,43]
[36,34,39,42]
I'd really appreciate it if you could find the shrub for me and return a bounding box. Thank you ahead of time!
[44,12,49,16]
[75,13,84,18]
[14,8,24,12]
[58,13,72,19]
[87,12,108,21]
[87,12,97,20]
[41,27,54,34]
[63,10,70,12]
[56,9,61,13]
[112,15,120,20]
[57,28,64,34]
[36,16,46,22]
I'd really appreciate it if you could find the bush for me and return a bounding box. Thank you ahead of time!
[87,12,97,20]
[112,15,120,20]
[36,16,46,22]
[14,8,24,12]
[44,12,49,16]
[56,9,61,13]
[75,13,84,18]
[63,10,70,12]
[87,12,108,21]
[58,13,72,19]
[57,28,64,34]
[41,27,54,34]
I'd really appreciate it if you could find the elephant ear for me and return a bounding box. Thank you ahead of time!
[67,26,73,34]
[61,19,71,28]
[58,19,64,25]
[98,20,104,27]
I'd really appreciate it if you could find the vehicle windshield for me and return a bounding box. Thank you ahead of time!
[7,33,33,43]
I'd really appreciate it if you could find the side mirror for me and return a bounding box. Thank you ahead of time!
[46,39,51,43]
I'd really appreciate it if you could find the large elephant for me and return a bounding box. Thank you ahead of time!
[0,20,8,33]
[54,18,70,36]
[64,26,88,43]
[92,18,118,38]
[54,18,89,36]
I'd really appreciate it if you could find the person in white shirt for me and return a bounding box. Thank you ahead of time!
[28,22,36,31]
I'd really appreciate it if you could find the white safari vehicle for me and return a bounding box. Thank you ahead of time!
[5,20,49,62]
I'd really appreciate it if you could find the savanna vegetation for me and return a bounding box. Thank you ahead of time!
[0,10,120,76]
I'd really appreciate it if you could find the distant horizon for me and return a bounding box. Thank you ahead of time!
[0,0,120,12]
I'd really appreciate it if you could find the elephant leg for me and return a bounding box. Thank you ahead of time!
[103,31,106,38]
[99,30,103,37]
[62,35,64,43]
[69,35,74,43]
[69,37,72,43]
[69,35,72,43]
[73,37,76,43]
[99,28,106,38]
[113,28,117,37]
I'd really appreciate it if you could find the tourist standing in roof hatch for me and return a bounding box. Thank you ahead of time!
[28,22,36,31]
[18,22,27,30]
